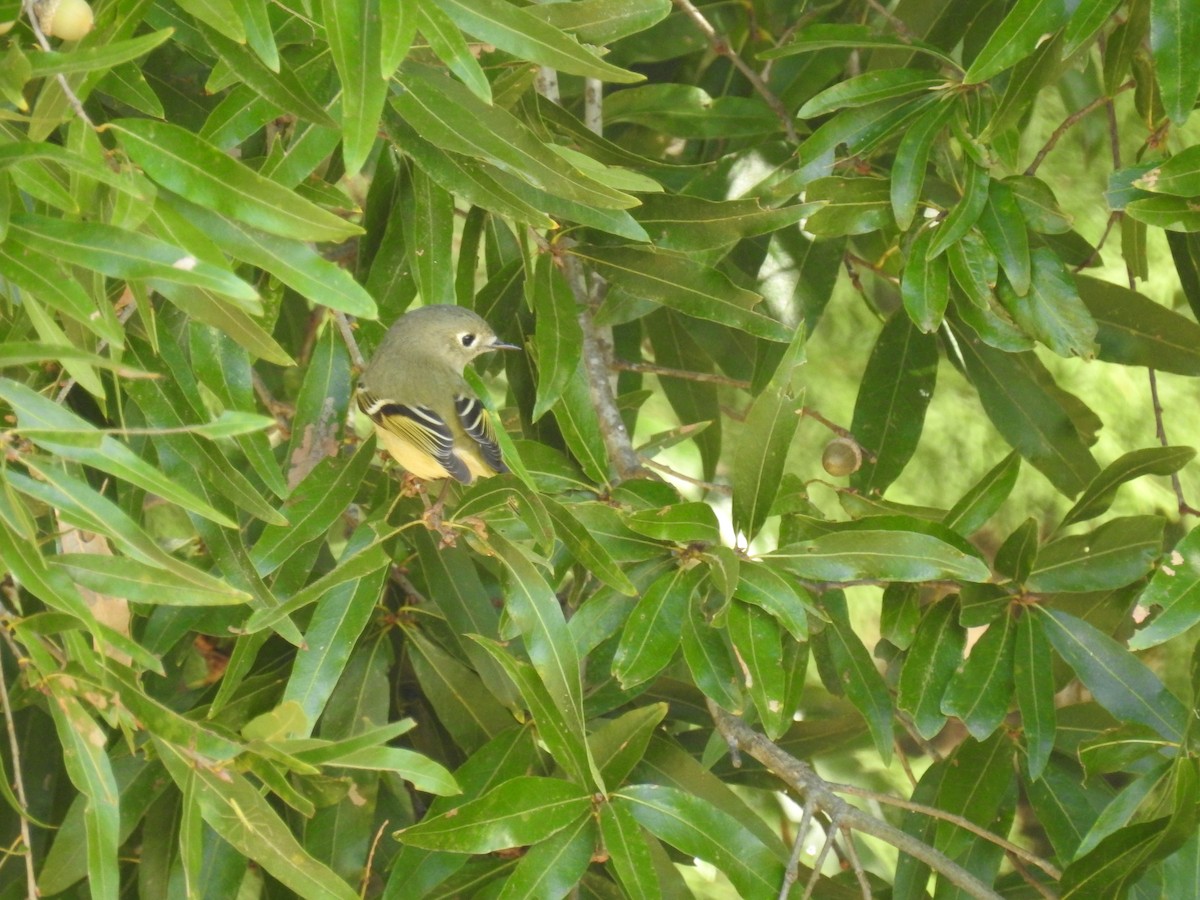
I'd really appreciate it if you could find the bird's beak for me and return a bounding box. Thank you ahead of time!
[489,338,521,352]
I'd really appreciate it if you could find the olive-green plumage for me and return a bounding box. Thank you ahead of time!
[357,305,517,483]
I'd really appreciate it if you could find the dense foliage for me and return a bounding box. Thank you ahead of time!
[2,0,1200,897]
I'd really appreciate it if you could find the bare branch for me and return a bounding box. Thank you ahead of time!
[1025,80,1134,176]
[1148,369,1200,518]
[708,701,1005,900]
[0,640,38,899]
[613,359,752,389]
[671,0,799,142]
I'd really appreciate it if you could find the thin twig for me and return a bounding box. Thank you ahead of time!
[641,458,732,495]
[24,0,95,127]
[613,359,752,390]
[865,0,914,42]
[839,824,872,899]
[671,0,799,142]
[1072,211,1119,273]
[332,311,366,371]
[780,799,813,900]
[1148,369,1200,517]
[708,701,1004,900]
[802,822,836,900]
[359,818,390,899]
[1025,80,1135,176]
[829,781,1062,879]
[0,641,38,899]
[799,407,858,443]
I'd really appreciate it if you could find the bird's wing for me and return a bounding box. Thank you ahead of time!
[358,389,471,482]
[454,393,508,474]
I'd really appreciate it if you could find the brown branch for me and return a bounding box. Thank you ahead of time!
[332,310,366,371]
[708,701,1006,900]
[613,359,752,390]
[671,0,799,143]
[1147,369,1200,518]
[1025,80,1135,176]
[0,640,38,899]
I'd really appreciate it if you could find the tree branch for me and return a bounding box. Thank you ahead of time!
[24,0,95,127]
[708,701,1006,900]
[671,0,799,142]
[1025,80,1134,176]
[0,639,38,899]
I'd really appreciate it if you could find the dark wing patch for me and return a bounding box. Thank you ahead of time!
[454,394,508,474]
[358,388,471,482]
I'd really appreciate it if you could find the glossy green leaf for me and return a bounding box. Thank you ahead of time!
[929,159,991,259]
[1006,175,1073,234]
[1039,608,1188,741]
[543,498,637,596]
[732,562,816,642]
[600,801,661,899]
[813,591,894,764]
[616,786,784,900]
[995,518,1039,585]
[613,564,702,689]
[964,0,1072,84]
[902,226,951,331]
[979,180,1031,295]
[771,529,992,583]
[579,245,791,342]
[530,0,670,44]
[26,29,173,77]
[1014,611,1056,780]
[943,451,1021,536]
[898,596,965,740]
[551,359,609,484]
[851,309,938,495]
[51,554,249,607]
[322,0,388,175]
[1076,274,1200,375]
[942,609,1016,740]
[1130,524,1200,649]
[803,176,895,237]
[1064,0,1124,54]
[759,23,957,66]
[529,253,582,421]
[432,0,641,83]
[604,84,780,138]
[798,69,945,118]
[933,732,1015,860]
[625,502,720,545]
[726,601,788,738]
[632,194,814,253]
[948,232,999,309]
[398,776,592,852]
[6,213,257,303]
[1166,230,1200,321]
[1151,0,1200,123]
[891,98,956,230]
[1028,515,1164,593]
[1062,446,1196,529]
[114,120,360,242]
[952,323,1100,497]
[408,630,515,752]
[998,247,1097,358]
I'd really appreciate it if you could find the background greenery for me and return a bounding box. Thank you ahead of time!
[1,0,1199,897]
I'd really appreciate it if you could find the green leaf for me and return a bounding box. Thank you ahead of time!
[981,185,1032,299]
[948,232,999,309]
[803,176,895,237]
[398,776,592,852]
[732,562,816,642]
[51,554,249,607]
[995,518,1039,584]
[0,378,237,528]
[943,451,1021,536]
[902,226,951,331]
[486,531,587,736]
[813,591,894,764]
[851,310,938,496]
[408,630,515,752]
[898,596,965,740]
[6,213,258,303]
[26,29,174,77]
[497,814,595,899]
[928,159,991,259]
[579,245,791,342]
[1005,175,1073,234]
[113,120,360,243]
[529,253,582,421]
[1076,274,1200,375]
[632,194,815,253]
[1062,446,1196,529]
[680,593,741,711]
[626,502,719,545]
[198,22,338,128]
[431,0,641,83]
[616,786,784,900]
[155,739,359,900]
[1151,0,1200,123]
[1028,515,1164,593]
[613,564,702,689]
[759,23,958,67]
[1064,0,1124,54]
[530,0,670,45]
[176,0,245,41]
[998,247,1097,358]
[933,732,1015,859]
[1130,524,1200,649]
[395,63,636,210]
[952,323,1100,497]
[552,360,610,484]
[942,609,1016,741]
[798,69,945,118]
[1167,230,1200,321]
[1039,608,1188,741]
[590,705,669,788]
[770,529,992,583]
[891,98,956,230]
[1015,611,1056,780]
[599,801,661,899]
[322,0,388,175]
[727,601,787,738]
[964,0,1072,84]
[732,327,805,540]
[544,498,637,596]
[419,0,491,103]
[604,84,781,138]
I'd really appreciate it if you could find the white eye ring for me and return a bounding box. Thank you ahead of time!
[460,333,477,347]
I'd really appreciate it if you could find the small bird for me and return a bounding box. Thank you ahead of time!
[357,305,518,483]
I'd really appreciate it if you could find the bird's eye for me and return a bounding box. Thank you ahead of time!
[460,333,476,347]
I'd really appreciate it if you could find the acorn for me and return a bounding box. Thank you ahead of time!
[37,0,94,40]
[822,437,862,477]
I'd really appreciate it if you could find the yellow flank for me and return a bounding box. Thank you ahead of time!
[373,423,495,482]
